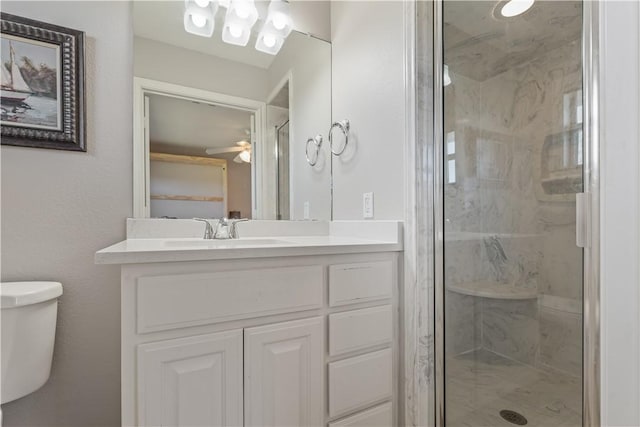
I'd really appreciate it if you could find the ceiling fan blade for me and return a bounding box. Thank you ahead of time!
[205,146,245,155]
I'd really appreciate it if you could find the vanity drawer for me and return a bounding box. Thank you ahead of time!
[136,265,323,333]
[328,402,393,427]
[329,305,392,356]
[329,261,393,307]
[328,348,392,418]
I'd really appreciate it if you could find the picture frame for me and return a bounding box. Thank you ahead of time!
[1,13,85,151]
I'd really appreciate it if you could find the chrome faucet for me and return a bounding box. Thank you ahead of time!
[193,218,215,239]
[194,218,249,239]
[213,218,250,239]
[229,218,249,239]
[214,217,231,239]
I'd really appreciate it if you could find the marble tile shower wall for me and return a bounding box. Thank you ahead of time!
[445,40,582,376]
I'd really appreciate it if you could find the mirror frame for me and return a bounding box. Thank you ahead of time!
[132,77,267,219]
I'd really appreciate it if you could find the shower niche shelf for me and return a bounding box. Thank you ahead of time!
[536,127,584,200]
[540,172,582,194]
[447,281,537,300]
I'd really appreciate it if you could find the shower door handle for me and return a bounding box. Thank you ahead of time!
[576,192,591,248]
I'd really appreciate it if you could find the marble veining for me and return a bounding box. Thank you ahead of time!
[438,1,584,424]
[412,2,584,425]
[405,2,436,426]
[446,349,581,427]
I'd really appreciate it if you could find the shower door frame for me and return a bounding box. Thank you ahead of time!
[430,1,601,426]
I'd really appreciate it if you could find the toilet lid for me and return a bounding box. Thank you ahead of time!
[1,282,63,308]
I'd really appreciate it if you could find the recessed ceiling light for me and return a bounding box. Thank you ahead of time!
[500,0,534,17]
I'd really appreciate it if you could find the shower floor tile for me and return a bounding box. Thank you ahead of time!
[446,349,581,427]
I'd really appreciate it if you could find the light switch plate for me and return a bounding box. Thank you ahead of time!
[304,201,310,220]
[363,192,374,218]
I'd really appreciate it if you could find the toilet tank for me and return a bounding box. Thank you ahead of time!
[1,282,63,404]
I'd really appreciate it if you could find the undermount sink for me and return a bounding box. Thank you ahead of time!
[162,238,291,248]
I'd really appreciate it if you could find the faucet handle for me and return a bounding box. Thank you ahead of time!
[229,218,250,239]
[213,217,231,239]
[193,218,215,239]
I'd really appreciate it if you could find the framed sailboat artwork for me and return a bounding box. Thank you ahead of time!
[1,13,85,151]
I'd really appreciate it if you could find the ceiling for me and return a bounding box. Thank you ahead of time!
[444,1,582,81]
[133,0,277,69]
[148,93,252,156]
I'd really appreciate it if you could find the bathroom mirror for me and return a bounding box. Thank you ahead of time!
[132,1,331,220]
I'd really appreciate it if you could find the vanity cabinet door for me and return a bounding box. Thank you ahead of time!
[244,317,323,427]
[137,330,243,427]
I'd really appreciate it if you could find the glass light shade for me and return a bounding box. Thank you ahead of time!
[255,30,284,55]
[191,14,207,28]
[500,0,534,17]
[234,150,251,163]
[221,0,258,46]
[183,0,218,37]
[239,150,251,162]
[261,0,292,38]
[230,0,258,29]
[222,23,251,46]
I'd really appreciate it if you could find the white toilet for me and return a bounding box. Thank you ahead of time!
[1,281,63,408]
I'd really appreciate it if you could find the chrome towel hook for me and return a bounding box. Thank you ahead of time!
[329,119,350,156]
[305,134,323,166]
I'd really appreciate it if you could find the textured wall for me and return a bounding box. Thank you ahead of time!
[0,2,132,425]
[330,1,406,220]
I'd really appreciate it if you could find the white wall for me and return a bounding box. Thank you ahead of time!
[134,36,269,101]
[290,1,331,41]
[330,1,406,220]
[267,33,332,220]
[0,1,132,426]
[600,1,640,425]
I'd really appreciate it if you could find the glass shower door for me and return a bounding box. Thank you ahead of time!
[441,1,584,425]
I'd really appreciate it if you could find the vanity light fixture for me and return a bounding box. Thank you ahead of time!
[499,0,534,17]
[183,0,293,55]
[184,0,218,37]
[262,0,293,39]
[222,0,259,46]
[255,31,285,55]
[255,0,292,55]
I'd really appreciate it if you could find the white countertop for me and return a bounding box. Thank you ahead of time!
[95,220,403,265]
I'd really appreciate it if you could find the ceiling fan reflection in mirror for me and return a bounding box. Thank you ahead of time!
[205,140,252,163]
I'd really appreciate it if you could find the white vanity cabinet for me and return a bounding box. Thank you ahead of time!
[137,330,244,427]
[244,317,324,426]
[119,252,399,427]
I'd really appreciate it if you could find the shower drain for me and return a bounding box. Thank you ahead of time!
[499,409,528,425]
